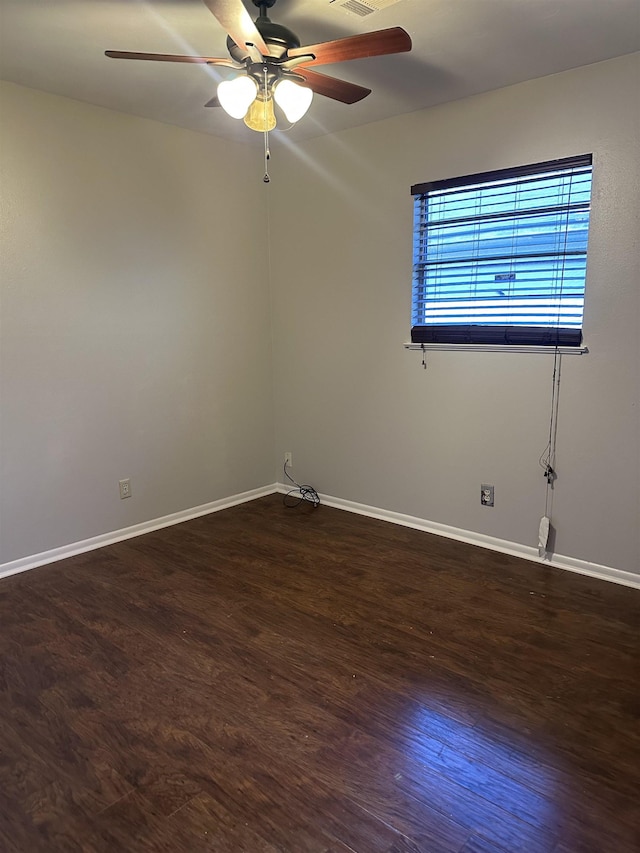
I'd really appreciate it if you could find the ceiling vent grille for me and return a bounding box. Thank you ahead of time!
[330,0,403,18]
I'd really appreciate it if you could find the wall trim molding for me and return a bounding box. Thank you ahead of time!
[276,484,640,590]
[3,483,637,591]
[0,484,277,582]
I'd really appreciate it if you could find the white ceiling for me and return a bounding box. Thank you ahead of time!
[1,0,639,143]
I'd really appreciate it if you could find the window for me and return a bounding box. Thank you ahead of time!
[410,155,593,347]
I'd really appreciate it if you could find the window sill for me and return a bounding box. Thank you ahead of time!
[404,343,589,355]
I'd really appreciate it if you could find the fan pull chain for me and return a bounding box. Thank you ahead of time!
[263,129,270,183]
[263,66,271,183]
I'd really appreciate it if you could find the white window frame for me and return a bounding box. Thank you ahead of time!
[409,155,593,353]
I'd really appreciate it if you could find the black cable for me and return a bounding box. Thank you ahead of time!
[282,462,320,509]
[539,347,561,485]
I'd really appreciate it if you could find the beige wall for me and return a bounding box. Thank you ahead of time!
[269,54,640,575]
[0,82,274,564]
[2,54,638,577]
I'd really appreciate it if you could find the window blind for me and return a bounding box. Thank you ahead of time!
[410,155,593,346]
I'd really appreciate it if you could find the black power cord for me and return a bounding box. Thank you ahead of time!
[282,462,320,509]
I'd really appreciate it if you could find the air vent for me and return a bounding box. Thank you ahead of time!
[330,0,403,18]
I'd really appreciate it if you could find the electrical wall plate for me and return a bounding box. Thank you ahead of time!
[480,484,494,506]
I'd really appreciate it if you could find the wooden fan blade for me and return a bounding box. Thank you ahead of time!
[105,50,237,66]
[295,69,371,104]
[289,27,411,68]
[202,0,269,56]
[204,95,221,107]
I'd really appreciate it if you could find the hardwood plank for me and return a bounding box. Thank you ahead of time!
[0,495,638,852]
[460,836,512,853]
[168,793,282,852]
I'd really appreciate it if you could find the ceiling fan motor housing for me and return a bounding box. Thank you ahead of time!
[227,14,301,62]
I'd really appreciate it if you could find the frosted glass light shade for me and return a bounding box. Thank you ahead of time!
[244,96,277,132]
[274,80,313,123]
[217,76,258,119]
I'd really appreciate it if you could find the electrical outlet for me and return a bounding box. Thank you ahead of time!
[481,484,494,507]
[119,478,131,499]
[284,452,292,468]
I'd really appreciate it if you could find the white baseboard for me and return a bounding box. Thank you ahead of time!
[276,484,640,590]
[3,483,638,592]
[0,484,277,582]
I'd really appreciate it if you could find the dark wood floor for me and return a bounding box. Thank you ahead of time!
[0,495,638,852]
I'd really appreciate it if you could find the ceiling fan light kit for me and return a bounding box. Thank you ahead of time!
[217,75,258,119]
[216,70,313,128]
[273,79,314,124]
[105,0,411,168]
[244,91,277,132]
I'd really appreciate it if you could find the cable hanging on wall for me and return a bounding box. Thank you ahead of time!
[283,461,320,509]
[538,348,562,558]
[538,172,575,559]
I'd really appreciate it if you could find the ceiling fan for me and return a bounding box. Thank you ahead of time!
[106,0,412,132]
